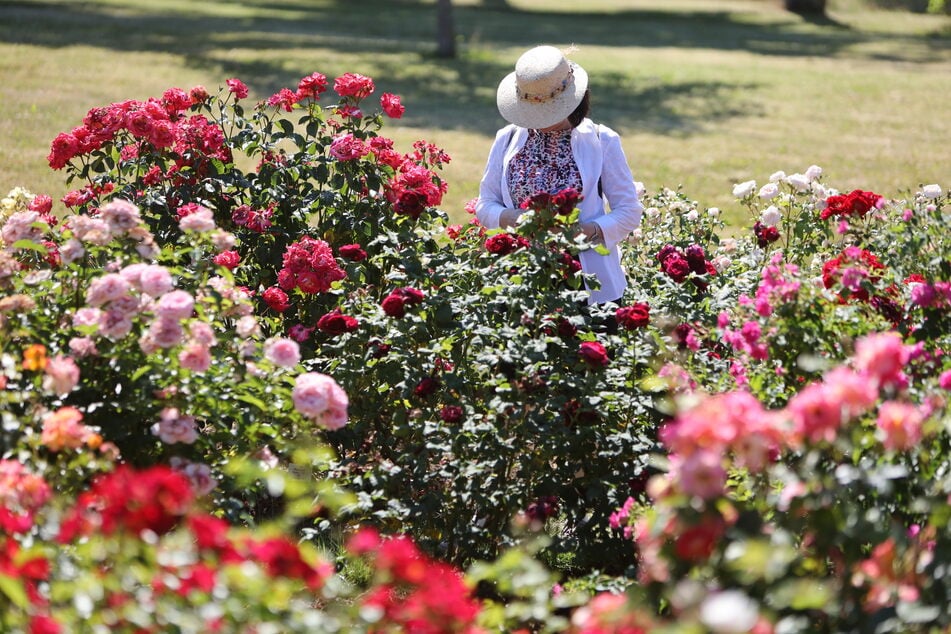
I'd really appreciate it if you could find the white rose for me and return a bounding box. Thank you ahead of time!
[634,181,646,197]
[921,184,943,199]
[786,173,810,192]
[707,207,720,217]
[732,180,756,199]
[769,170,786,183]
[761,205,782,227]
[699,591,759,634]
[685,210,699,222]
[805,164,823,181]
[758,183,779,200]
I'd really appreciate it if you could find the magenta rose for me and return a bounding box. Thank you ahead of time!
[578,341,610,368]
[226,78,249,99]
[440,405,464,423]
[333,72,375,99]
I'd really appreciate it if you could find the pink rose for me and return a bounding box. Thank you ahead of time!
[151,407,198,444]
[138,265,174,297]
[179,342,212,373]
[156,290,195,321]
[292,372,349,430]
[329,134,369,161]
[85,273,131,307]
[263,337,301,368]
[226,78,249,99]
[42,355,80,396]
[876,401,925,451]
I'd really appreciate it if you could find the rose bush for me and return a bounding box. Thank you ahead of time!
[4,63,951,632]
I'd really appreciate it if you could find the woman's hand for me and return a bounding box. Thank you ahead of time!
[579,221,604,244]
[499,208,523,228]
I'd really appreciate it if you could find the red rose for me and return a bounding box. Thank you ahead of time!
[262,286,290,313]
[616,303,650,329]
[380,92,405,119]
[338,243,367,261]
[578,341,610,368]
[414,377,440,398]
[674,522,723,562]
[440,405,464,423]
[399,287,425,305]
[317,309,359,335]
[663,255,691,283]
[485,233,520,255]
[297,72,328,100]
[381,293,406,318]
[552,188,581,215]
[685,244,707,274]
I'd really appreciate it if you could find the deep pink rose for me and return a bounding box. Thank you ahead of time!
[226,78,249,99]
[333,73,375,99]
[297,72,328,100]
[663,255,691,283]
[380,93,405,119]
[213,250,240,270]
[579,341,610,368]
[262,286,290,313]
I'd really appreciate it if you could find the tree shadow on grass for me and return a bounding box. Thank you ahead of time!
[0,0,942,136]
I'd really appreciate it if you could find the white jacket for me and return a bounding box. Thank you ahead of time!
[476,118,643,304]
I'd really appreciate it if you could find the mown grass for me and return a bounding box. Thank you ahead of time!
[1,0,948,226]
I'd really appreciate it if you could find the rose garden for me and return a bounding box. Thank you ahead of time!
[0,71,948,633]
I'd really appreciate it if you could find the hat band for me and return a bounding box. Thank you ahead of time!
[516,66,574,104]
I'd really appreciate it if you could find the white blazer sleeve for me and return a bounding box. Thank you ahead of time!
[593,126,643,248]
[476,126,516,230]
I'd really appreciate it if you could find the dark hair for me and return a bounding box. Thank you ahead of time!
[567,90,591,128]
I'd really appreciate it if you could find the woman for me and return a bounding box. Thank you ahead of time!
[476,45,644,305]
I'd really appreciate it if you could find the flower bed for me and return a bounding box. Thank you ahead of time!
[0,71,948,632]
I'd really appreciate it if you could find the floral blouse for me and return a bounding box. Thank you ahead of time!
[508,128,583,209]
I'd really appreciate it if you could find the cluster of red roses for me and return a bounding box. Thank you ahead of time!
[656,243,716,287]
[484,232,531,255]
[821,246,887,303]
[386,163,448,220]
[381,286,425,318]
[615,302,651,330]
[47,87,231,188]
[346,528,483,633]
[821,189,884,220]
[276,236,347,295]
[752,221,780,248]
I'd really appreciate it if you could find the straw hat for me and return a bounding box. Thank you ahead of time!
[496,45,589,130]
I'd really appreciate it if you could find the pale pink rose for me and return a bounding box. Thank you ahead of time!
[42,355,80,396]
[264,337,301,367]
[1,211,48,245]
[156,290,195,320]
[170,457,217,496]
[210,229,236,252]
[940,370,951,390]
[68,215,112,245]
[110,294,145,317]
[86,273,131,307]
[60,238,85,264]
[179,342,212,372]
[98,308,134,340]
[188,321,217,347]
[41,407,90,452]
[146,317,185,349]
[138,264,174,297]
[292,372,349,429]
[119,263,148,289]
[876,400,925,451]
[672,450,727,500]
[73,307,103,329]
[179,206,216,232]
[151,407,198,444]
[99,199,142,232]
[68,336,99,358]
[235,315,260,338]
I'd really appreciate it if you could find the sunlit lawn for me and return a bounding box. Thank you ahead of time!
[1,0,948,226]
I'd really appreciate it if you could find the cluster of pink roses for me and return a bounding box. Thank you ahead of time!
[291,372,349,430]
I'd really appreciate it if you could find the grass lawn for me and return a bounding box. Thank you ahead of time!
[0,0,948,227]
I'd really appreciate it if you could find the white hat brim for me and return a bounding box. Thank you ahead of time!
[496,62,589,130]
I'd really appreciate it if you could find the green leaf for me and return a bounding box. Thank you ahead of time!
[236,394,268,412]
[0,573,28,608]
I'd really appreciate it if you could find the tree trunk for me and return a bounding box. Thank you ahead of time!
[784,0,827,13]
[436,0,456,59]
